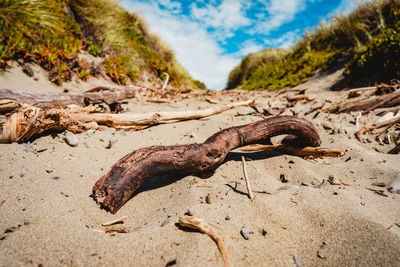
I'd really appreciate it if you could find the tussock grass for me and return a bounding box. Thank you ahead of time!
[0,0,202,88]
[228,0,400,90]
[65,0,202,88]
[227,49,287,89]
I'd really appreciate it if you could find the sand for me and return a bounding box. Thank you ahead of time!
[1,67,400,266]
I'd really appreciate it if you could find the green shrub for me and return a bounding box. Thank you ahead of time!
[86,41,101,56]
[104,54,139,85]
[227,0,400,90]
[345,28,400,81]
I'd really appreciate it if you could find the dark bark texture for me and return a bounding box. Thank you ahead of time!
[92,116,321,213]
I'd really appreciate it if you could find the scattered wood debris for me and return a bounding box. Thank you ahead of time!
[355,116,400,141]
[0,99,254,143]
[104,225,130,234]
[241,156,254,200]
[328,175,349,186]
[178,216,231,267]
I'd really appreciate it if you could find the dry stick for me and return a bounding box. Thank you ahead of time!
[92,116,321,213]
[0,99,254,143]
[346,86,377,92]
[161,72,170,91]
[178,216,231,267]
[355,116,400,141]
[102,215,128,226]
[241,156,254,200]
[240,144,345,158]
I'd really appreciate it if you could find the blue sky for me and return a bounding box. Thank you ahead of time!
[118,0,363,89]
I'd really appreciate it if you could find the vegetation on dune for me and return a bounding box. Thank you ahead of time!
[227,48,287,89]
[0,0,203,88]
[228,0,400,90]
[0,0,87,85]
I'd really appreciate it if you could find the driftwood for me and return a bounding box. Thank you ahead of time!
[355,116,400,141]
[0,100,254,143]
[239,144,345,158]
[92,116,321,213]
[178,215,231,267]
[325,89,400,113]
[0,86,139,112]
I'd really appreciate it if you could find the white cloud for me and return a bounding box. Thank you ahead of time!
[252,0,308,34]
[190,0,251,30]
[119,0,241,89]
[158,0,182,14]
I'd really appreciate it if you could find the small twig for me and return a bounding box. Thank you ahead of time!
[346,86,377,92]
[178,216,231,267]
[102,215,128,226]
[161,72,169,91]
[240,144,345,158]
[367,188,388,197]
[355,112,361,130]
[241,156,254,200]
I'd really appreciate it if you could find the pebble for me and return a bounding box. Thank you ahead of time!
[225,215,230,220]
[184,210,193,216]
[261,229,267,236]
[85,129,96,136]
[161,218,170,227]
[322,122,333,130]
[64,131,78,147]
[388,179,400,194]
[205,193,212,204]
[23,142,36,153]
[240,226,252,240]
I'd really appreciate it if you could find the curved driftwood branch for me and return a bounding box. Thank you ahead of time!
[0,100,254,143]
[92,116,321,213]
[0,86,139,112]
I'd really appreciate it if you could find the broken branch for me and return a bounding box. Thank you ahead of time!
[92,116,321,213]
[239,144,345,158]
[178,216,231,267]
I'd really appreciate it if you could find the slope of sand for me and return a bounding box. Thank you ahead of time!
[0,67,399,266]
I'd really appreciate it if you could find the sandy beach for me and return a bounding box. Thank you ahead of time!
[1,67,400,266]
